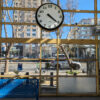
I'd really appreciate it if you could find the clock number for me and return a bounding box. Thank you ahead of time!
[58,10,60,13]
[59,15,62,18]
[48,5,52,8]
[39,20,42,23]
[48,25,51,28]
[40,10,44,13]
[54,24,57,27]
[44,24,46,26]
[38,15,40,17]
[43,6,47,9]
[57,21,60,23]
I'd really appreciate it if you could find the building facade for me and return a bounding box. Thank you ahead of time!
[67,18,99,59]
[13,0,51,57]
[67,18,100,39]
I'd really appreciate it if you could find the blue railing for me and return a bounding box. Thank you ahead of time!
[0,79,39,100]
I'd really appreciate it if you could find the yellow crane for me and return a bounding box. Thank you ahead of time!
[59,45,81,70]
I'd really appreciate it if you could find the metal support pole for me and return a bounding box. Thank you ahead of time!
[39,0,42,96]
[0,0,3,57]
[56,31,59,95]
[56,0,60,95]
[50,72,53,86]
[94,0,99,95]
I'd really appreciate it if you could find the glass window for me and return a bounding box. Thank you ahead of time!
[81,31,86,34]
[27,33,30,36]
[27,29,30,31]
[16,3,18,6]
[32,33,36,36]
[18,29,21,31]
[32,20,35,22]
[14,29,17,31]
[32,29,36,31]
[20,33,24,38]
[27,25,30,27]
[32,25,36,27]
[14,15,17,18]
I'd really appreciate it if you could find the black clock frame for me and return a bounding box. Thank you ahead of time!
[35,3,64,31]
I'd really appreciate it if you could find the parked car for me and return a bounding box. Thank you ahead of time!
[50,54,69,69]
[51,60,68,69]
[50,54,84,71]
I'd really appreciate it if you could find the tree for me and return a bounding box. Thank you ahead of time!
[2,0,19,73]
[66,0,78,38]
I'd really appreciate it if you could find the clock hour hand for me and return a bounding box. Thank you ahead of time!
[47,13,57,22]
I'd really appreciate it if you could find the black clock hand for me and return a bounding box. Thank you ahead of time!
[47,13,58,22]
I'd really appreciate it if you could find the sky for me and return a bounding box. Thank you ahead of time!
[1,0,100,39]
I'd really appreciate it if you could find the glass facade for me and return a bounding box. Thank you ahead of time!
[0,0,100,96]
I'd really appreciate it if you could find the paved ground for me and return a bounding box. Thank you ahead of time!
[1,97,100,100]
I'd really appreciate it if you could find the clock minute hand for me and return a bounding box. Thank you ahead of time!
[47,13,57,22]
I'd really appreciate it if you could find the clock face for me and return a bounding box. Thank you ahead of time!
[35,3,64,31]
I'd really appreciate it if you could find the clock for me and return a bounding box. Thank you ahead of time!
[35,3,64,31]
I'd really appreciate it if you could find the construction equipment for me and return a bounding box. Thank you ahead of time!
[59,45,81,70]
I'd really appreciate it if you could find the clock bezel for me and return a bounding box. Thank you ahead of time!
[35,3,64,31]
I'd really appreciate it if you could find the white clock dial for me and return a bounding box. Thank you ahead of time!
[36,3,64,30]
